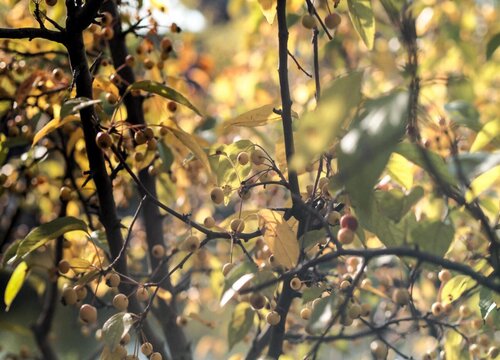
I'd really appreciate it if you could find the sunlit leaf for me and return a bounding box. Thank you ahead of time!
[60,98,101,119]
[338,91,408,209]
[224,104,281,128]
[32,114,79,146]
[486,32,500,60]
[409,219,454,257]
[479,287,499,321]
[386,152,414,189]
[347,0,375,49]
[257,0,277,24]
[373,187,423,223]
[8,217,88,266]
[466,165,500,202]
[444,101,481,132]
[0,133,8,166]
[441,275,476,303]
[4,261,28,311]
[101,312,135,351]
[448,152,500,181]
[128,80,202,116]
[220,261,258,306]
[228,303,254,349]
[259,209,299,268]
[470,119,500,152]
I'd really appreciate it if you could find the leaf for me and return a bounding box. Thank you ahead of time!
[386,152,414,189]
[441,275,476,303]
[224,105,281,128]
[257,0,277,24]
[479,287,499,321]
[158,141,174,172]
[101,313,135,351]
[8,217,88,266]
[295,71,363,166]
[347,0,375,49]
[409,219,454,257]
[252,270,277,302]
[68,258,92,273]
[165,126,212,179]
[228,303,255,350]
[75,269,100,286]
[300,229,326,251]
[486,32,500,60]
[4,261,28,311]
[448,152,500,181]
[444,101,481,131]
[338,91,409,209]
[60,98,101,119]
[373,187,424,223]
[128,80,202,116]
[302,287,325,304]
[0,133,8,167]
[220,261,258,306]
[466,165,500,202]
[32,115,80,146]
[470,119,500,152]
[259,210,299,269]
[99,346,123,360]
[395,142,457,186]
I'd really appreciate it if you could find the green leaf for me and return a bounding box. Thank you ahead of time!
[0,133,8,167]
[395,142,458,186]
[470,119,500,152]
[347,0,375,49]
[1,240,20,267]
[373,186,424,223]
[479,287,499,321]
[409,219,454,257]
[60,98,101,119]
[128,80,202,116]
[338,91,409,209]
[444,101,481,132]
[228,303,255,350]
[220,261,258,306]
[252,270,277,302]
[448,152,500,181]
[300,229,326,251]
[441,275,476,303]
[386,152,414,189]
[295,71,363,167]
[101,313,135,351]
[8,217,88,266]
[302,287,325,304]
[4,261,29,311]
[209,140,254,191]
[158,140,174,172]
[224,104,282,128]
[486,32,500,60]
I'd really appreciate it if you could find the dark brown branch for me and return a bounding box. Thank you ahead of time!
[0,27,64,43]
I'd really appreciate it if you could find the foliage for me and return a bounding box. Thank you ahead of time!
[0,0,499,359]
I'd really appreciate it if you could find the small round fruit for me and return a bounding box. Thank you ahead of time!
[459,305,471,317]
[62,286,78,306]
[237,152,249,165]
[340,214,358,231]
[340,280,351,290]
[438,269,451,283]
[140,342,153,356]
[300,307,311,320]
[45,0,57,6]
[210,187,224,204]
[348,303,361,318]
[182,236,200,251]
[301,14,317,29]
[144,127,155,140]
[290,277,302,291]
[167,101,177,112]
[134,131,147,145]
[160,37,172,51]
[125,55,135,66]
[113,293,129,311]
[136,286,150,302]
[106,273,121,288]
[469,344,480,356]
[325,13,342,29]
[52,68,64,81]
[74,285,88,300]
[105,92,118,105]
[203,216,215,228]
[152,244,165,259]
[266,311,281,326]
[144,58,155,70]
[337,228,355,245]
[361,303,371,317]
[392,288,410,306]
[487,346,499,358]
[250,149,266,165]
[59,186,72,201]
[120,333,131,345]
[176,316,188,326]
[150,352,162,360]
[222,262,235,277]
[370,340,388,359]
[79,304,97,324]
[431,302,443,316]
[96,132,112,149]
[230,219,245,232]
[58,259,71,274]
[250,293,266,310]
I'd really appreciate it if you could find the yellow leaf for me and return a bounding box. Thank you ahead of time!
[466,165,500,202]
[386,152,414,189]
[225,104,280,128]
[67,258,92,273]
[32,115,80,147]
[4,261,28,311]
[470,119,500,152]
[166,126,213,180]
[259,209,299,268]
[258,0,277,24]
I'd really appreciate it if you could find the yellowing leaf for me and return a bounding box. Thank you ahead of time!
[4,261,28,311]
[32,115,79,147]
[258,0,277,24]
[228,303,254,349]
[166,126,212,180]
[470,119,500,152]
[224,104,281,128]
[347,0,376,49]
[259,209,299,268]
[386,152,414,189]
[466,165,500,202]
[441,275,476,304]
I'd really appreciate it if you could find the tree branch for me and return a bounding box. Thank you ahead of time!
[0,27,64,43]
